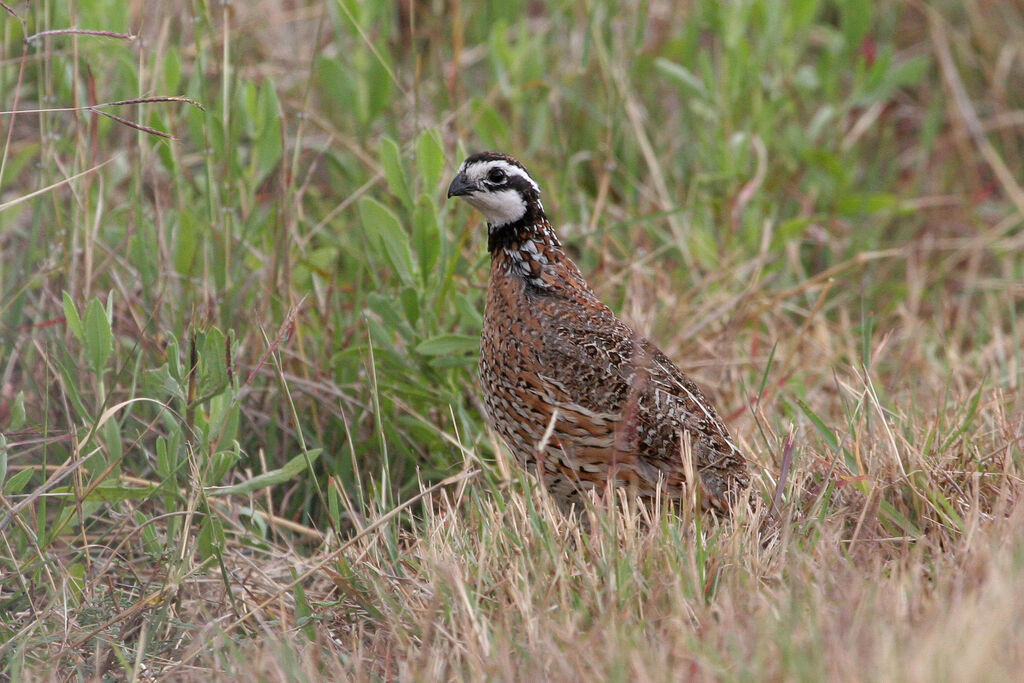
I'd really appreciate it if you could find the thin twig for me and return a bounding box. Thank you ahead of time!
[931,12,1024,218]
[26,28,136,42]
[772,425,796,516]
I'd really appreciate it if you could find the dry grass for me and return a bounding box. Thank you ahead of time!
[1,0,1023,679]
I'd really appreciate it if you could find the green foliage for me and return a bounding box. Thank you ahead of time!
[3,0,1019,538]
[1,0,1023,675]
[82,297,113,375]
[3,0,1012,519]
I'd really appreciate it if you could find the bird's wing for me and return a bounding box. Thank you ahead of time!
[537,314,743,456]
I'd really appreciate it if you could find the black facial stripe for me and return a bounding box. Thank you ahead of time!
[505,174,538,197]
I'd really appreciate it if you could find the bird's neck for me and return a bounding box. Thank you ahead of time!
[487,214,596,299]
[487,210,562,253]
[487,213,562,278]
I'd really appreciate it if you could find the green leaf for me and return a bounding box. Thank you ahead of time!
[198,515,225,558]
[358,196,416,286]
[415,334,479,356]
[840,0,872,49]
[138,510,163,556]
[208,445,241,484]
[795,398,860,474]
[162,45,181,92]
[316,57,358,128]
[400,287,420,327]
[474,100,509,150]
[365,58,395,124]
[293,573,317,640]
[795,397,838,451]
[654,58,709,98]
[789,0,822,31]
[938,384,983,454]
[151,111,176,174]
[49,481,160,502]
[197,327,230,401]
[164,332,184,383]
[211,448,322,496]
[4,468,34,495]
[328,480,341,526]
[98,419,123,477]
[879,499,922,538]
[366,292,411,336]
[836,192,897,216]
[863,55,928,104]
[8,391,25,430]
[146,363,186,403]
[53,354,89,419]
[236,506,269,537]
[380,136,412,209]
[413,193,441,280]
[884,56,928,90]
[415,128,445,191]
[175,208,200,274]
[67,562,86,600]
[63,292,84,342]
[254,80,283,182]
[156,436,174,480]
[84,297,113,373]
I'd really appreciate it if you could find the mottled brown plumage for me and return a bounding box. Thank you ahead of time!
[448,152,749,512]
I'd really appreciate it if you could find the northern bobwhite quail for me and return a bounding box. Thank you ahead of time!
[447,152,749,512]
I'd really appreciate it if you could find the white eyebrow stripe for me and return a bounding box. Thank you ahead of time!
[494,161,539,193]
[466,160,540,194]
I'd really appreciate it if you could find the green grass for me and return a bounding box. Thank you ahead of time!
[1,0,1023,678]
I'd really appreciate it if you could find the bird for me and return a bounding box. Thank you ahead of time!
[447,151,749,513]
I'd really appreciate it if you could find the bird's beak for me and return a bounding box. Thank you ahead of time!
[446,173,474,199]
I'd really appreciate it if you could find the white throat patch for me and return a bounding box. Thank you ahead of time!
[462,188,527,227]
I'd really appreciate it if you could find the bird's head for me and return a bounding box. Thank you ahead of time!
[446,152,544,228]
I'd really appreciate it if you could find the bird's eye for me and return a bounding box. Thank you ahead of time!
[487,168,507,184]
